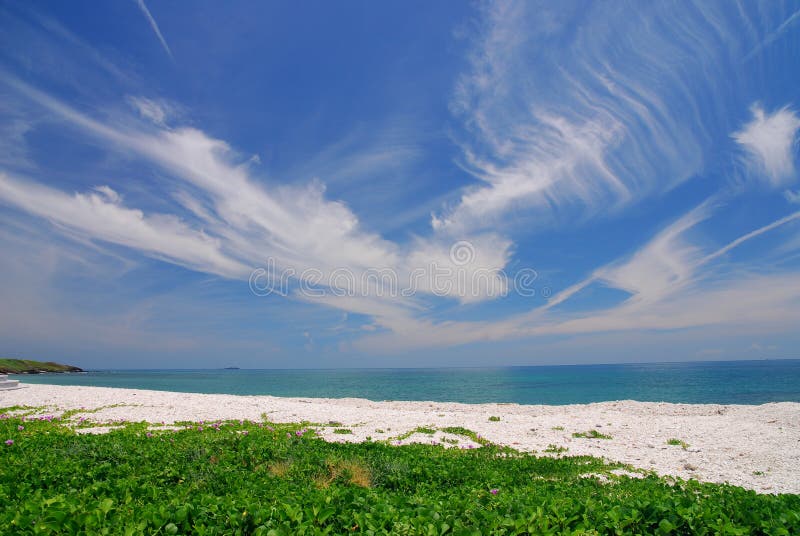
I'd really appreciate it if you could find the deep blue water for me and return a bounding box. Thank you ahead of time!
[11,360,800,405]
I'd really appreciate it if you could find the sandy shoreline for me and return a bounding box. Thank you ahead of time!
[2,384,798,494]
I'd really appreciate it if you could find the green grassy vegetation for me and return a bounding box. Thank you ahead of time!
[0,358,82,374]
[488,416,501,422]
[332,428,353,435]
[551,426,564,431]
[392,426,441,442]
[1,410,798,534]
[439,427,490,447]
[666,438,690,450]
[544,444,569,454]
[572,429,613,440]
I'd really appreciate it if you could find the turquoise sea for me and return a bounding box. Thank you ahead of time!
[12,359,800,405]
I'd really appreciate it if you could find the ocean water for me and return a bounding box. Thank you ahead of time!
[12,360,800,405]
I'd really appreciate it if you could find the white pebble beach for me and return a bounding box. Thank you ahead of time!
[3,384,798,495]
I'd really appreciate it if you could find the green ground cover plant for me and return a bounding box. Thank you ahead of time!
[666,438,690,450]
[572,429,613,440]
[1,409,798,535]
[544,444,568,454]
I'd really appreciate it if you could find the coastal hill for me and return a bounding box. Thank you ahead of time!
[0,358,83,374]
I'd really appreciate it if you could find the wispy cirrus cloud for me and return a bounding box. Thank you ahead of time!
[0,172,248,278]
[743,7,800,61]
[354,202,800,352]
[0,74,511,331]
[2,0,800,363]
[435,0,755,235]
[126,95,177,127]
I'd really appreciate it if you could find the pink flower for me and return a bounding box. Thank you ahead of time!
[4,439,13,446]
[242,430,249,436]
[146,432,153,438]
[490,489,499,495]
[197,426,203,431]
[17,425,24,431]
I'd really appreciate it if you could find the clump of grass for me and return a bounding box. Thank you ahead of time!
[551,426,564,431]
[374,429,385,434]
[333,428,353,435]
[442,438,459,445]
[488,416,501,422]
[753,471,765,476]
[416,427,436,435]
[666,438,689,449]
[339,460,372,487]
[267,460,291,477]
[314,459,372,488]
[572,430,612,440]
[544,444,568,454]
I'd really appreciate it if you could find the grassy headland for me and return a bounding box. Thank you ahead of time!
[0,358,83,374]
[0,408,797,534]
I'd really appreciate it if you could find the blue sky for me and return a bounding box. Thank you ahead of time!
[1,1,800,369]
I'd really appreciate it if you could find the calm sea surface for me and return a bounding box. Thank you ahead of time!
[12,360,800,405]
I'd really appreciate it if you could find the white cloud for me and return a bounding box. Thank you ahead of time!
[733,104,800,186]
[436,0,739,235]
[353,203,800,351]
[594,204,711,305]
[93,185,122,204]
[0,172,248,278]
[784,189,800,204]
[0,78,515,325]
[402,234,512,304]
[126,96,172,126]
[3,1,799,358]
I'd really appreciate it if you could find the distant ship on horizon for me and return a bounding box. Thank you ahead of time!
[223,366,240,370]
